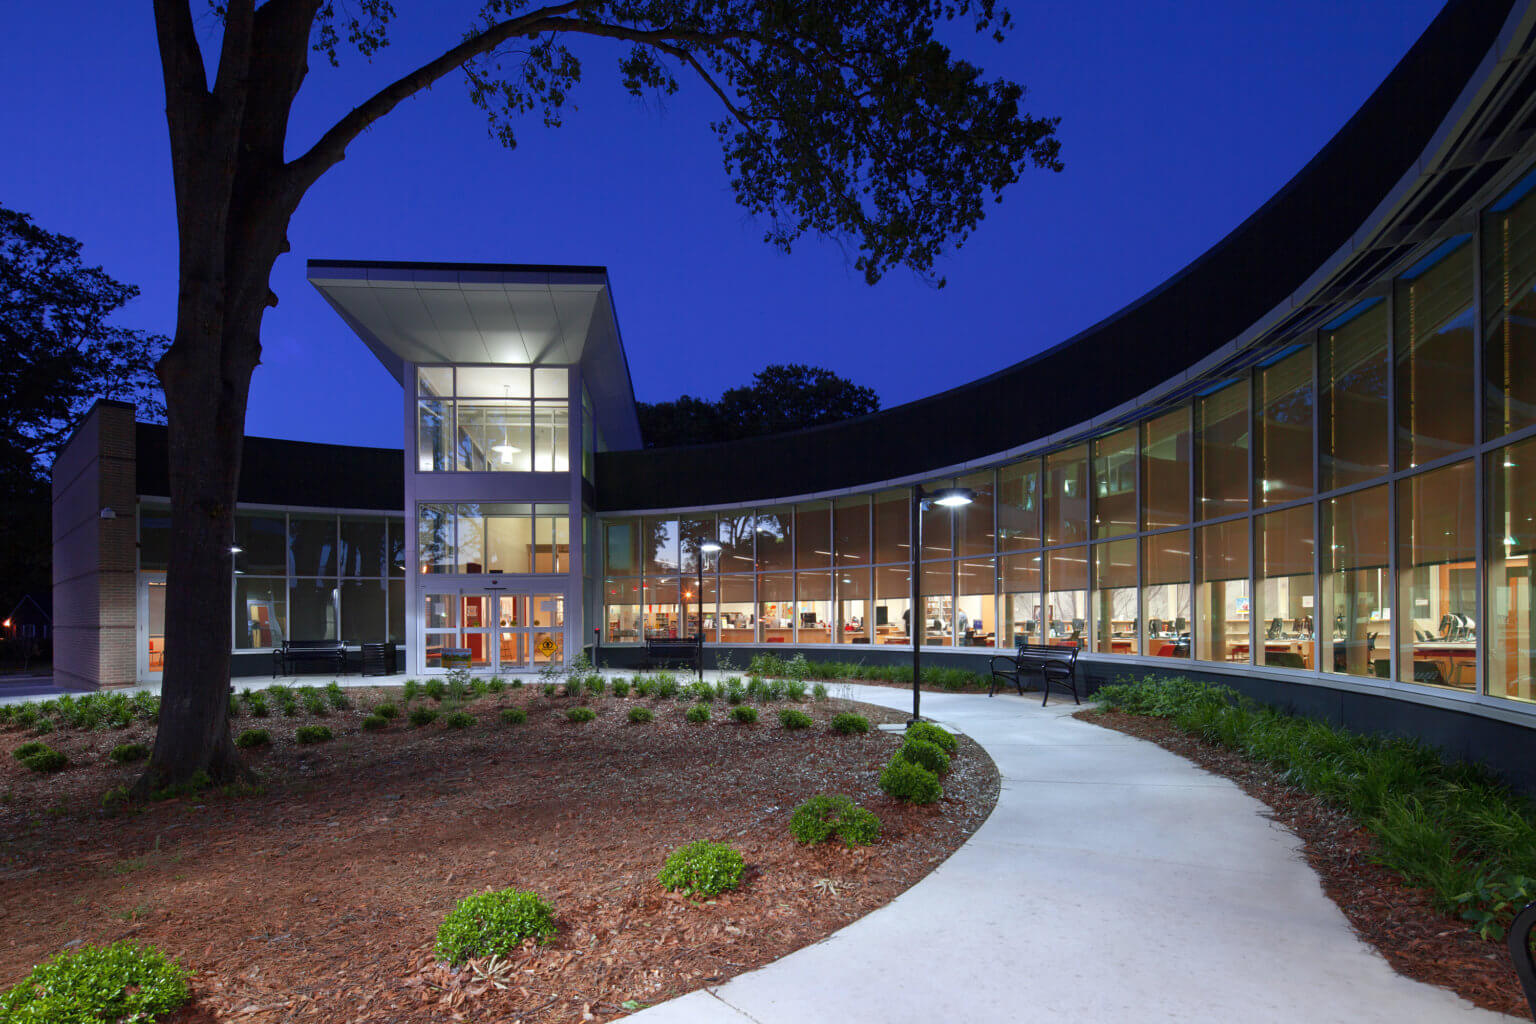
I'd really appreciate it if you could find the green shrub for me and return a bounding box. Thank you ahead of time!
[361,714,388,731]
[811,682,829,701]
[235,728,271,749]
[748,653,786,678]
[12,741,48,762]
[295,724,333,744]
[410,707,440,727]
[685,703,711,724]
[434,889,557,963]
[326,685,351,710]
[100,786,130,811]
[655,673,681,699]
[302,693,329,717]
[510,679,524,689]
[109,743,150,764]
[729,705,758,724]
[541,683,558,698]
[897,738,950,775]
[12,706,38,729]
[373,702,399,720]
[829,713,869,735]
[21,747,67,773]
[500,706,528,725]
[789,794,882,847]
[656,841,745,898]
[783,679,808,702]
[585,674,607,697]
[31,718,55,736]
[469,678,489,697]
[778,709,813,730]
[246,694,270,717]
[611,678,631,698]
[906,721,957,753]
[785,653,812,683]
[879,758,942,804]
[444,711,475,729]
[0,940,190,1023]
[424,678,447,702]
[402,679,419,702]
[628,706,654,724]
[767,678,788,701]
[486,676,507,694]
[565,706,597,723]
[280,700,300,718]
[686,681,714,703]
[228,694,240,718]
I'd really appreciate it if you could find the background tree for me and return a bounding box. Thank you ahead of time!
[146,0,1061,791]
[638,363,880,447]
[0,203,167,622]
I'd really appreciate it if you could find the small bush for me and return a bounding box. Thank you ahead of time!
[510,679,524,689]
[327,686,351,710]
[500,706,528,725]
[410,707,440,727]
[246,694,270,717]
[361,714,389,731]
[12,741,48,762]
[444,711,475,729]
[109,742,150,764]
[295,724,333,744]
[778,709,813,730]
[879,758,942,804]
[235,728,271,749]
[280,700,300,718]
[729,705,758,724]
[789,794,882,848]
[685,703,711,724]
[373,702,399,720]
[811,682,829,701]
[611,678,631,698]
[31,718,55,736]
[906,721,957,753]
[469,678,489,697]
[655,673,681,699]
[424,678,447,702]
[657,841,745,898]
[302,694,329,717]
[21,747,67,773]
[101,785,130,810]
[897,738,950,775]
[585,675,607,697]
[542,683,558,698]
[566,707,597,723]
[486,676,506,694]
[628,706,654,724]
[829,713,869,735]
[402,679,420,702]
[0,940,190,1023]
[784,679,808,702]
[434,889,557,964]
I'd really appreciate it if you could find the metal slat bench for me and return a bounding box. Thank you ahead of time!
[644,636,703,673]
[273,639,347,678]
[988,641,1081,706]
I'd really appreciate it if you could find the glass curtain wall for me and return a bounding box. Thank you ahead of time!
[1398,460,1476,690]
[1196,519,1249,663]
[1143,532,1191,656]
[1093,538,1138,654]
[1255,505,1314,668]
[1323,486,1390,678]
[415,366,570,473]
[1488,435,1535,702]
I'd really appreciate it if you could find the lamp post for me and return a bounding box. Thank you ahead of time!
[698,539,722,683]
[909,485,976,726]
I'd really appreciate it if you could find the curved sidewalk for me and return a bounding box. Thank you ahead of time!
[633,684,1521,1024]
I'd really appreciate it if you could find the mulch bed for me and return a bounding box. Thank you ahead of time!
[0,688,998,1023]
[1080,708,1532,1021]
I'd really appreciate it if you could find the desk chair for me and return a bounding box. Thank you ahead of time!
[1174,617,1188,633]
[1070,618,1084,637]
[1148,618,1163,636]
[1266,617,1283,640]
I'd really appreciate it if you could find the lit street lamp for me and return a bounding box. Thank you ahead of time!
[909,485,975,726]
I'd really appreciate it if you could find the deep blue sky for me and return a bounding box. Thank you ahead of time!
[2,2,1447,449]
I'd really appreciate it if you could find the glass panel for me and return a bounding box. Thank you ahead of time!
[340,517,386,577]
[235,578,285,649]
[1320,301,1390,491]
[388,579,404,643]
[535,402,570,472]
[456,366,528,397]
[1395,238,1474,469]
[1143,532,1191,656]
[956,557,995,647]
[681,573,704,639]
[795,501,832,569]
[1484,174,1536,439]
[531,593,565,666]
[758,573,794,643]
[456,505,485,574]
[1093,539,1138,654]
[423,631,455,670]
[288,579,338,641]
[643,516,680,576]
[872,488,909,565]
[834,495,870,567]
[534,515,568,573]
[1322,485,1390,678]
[485,512,533,574]
[454,400,533,472]
[642,576,679,638]
[1255,505,1315,669]
[1093,427,1138,539]
[1195,519,1248,663]
[233,513,285,575]
[716,511,756,570]
[835,568,873,644]
[605,519,640,575]
[796,571,833,644]
[424,592,457,630]
[460,594,492,669]
[1045,446,1089,546]
[533,367,568,399]
[1197,381,1249,519]
[1255,346,1314,506]
[605,578,641,642]
[1488,435,1536,702]
[718,575,755,644]
[680,515,717,572]
[919,480,953,560]
[1142,408,1190,530]
[418,505,455,575]
[1000,552,1041,647]
[954,470,996,558]
[695,575,718,642]
[1045,546,1087,644]
[288,514,337,577]
[998,458,1041,550]
[917,562,953,647]
[874,564,911,644]
[417,400,452,472]
[755,507,794,572]
[417,366,452,398]
[388,519,406,577]
[145,578,166,670]
[340,579,386,644]
[1398,461,1476,691]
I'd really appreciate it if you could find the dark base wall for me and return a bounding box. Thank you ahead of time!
[231,649,397,679]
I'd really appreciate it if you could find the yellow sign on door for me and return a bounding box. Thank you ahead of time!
[536,634,559,658]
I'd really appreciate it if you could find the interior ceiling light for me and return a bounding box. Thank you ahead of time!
[492,386,520,464]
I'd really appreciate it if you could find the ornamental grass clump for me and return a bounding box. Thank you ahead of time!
[829,713,869,735]
[434,889,556,964]
[361,714,389,731]
[729,705,758,724]
[879,758,943,804]
[235,728,271,749]
[657,841,745,898]
[444,710,476,729]
[410,707,440,727]
[12,740,48,762]
[500,706,528,725]
[897,738,951,775]
[16,743,66,773]
[0,940,189,1023]
[295,724,333,744]
[566,706,597,723]
[627,706,654,724]
[685,703,711,724]
[402,679,419,702]
[789,794,881,848]
[778,708,813,730]
[611,677,631,698]
[906,721,957,753]
[373,702,399,720]
[109,742,150,764]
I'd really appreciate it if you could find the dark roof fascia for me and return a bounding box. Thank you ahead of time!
[307,259,609,277]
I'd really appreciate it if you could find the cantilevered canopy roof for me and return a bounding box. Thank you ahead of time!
[307,259,643,451]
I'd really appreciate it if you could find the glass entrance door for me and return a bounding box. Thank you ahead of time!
[421,585,567,672]
[495,594,527,671]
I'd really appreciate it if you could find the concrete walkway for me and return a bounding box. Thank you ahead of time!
[631,684,1521,1024]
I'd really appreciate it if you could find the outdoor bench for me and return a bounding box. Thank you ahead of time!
[988,641,1081,706]
[644,636,703,673]
[273,639,347,678]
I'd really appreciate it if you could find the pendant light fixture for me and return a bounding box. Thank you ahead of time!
[490,384,520,465]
